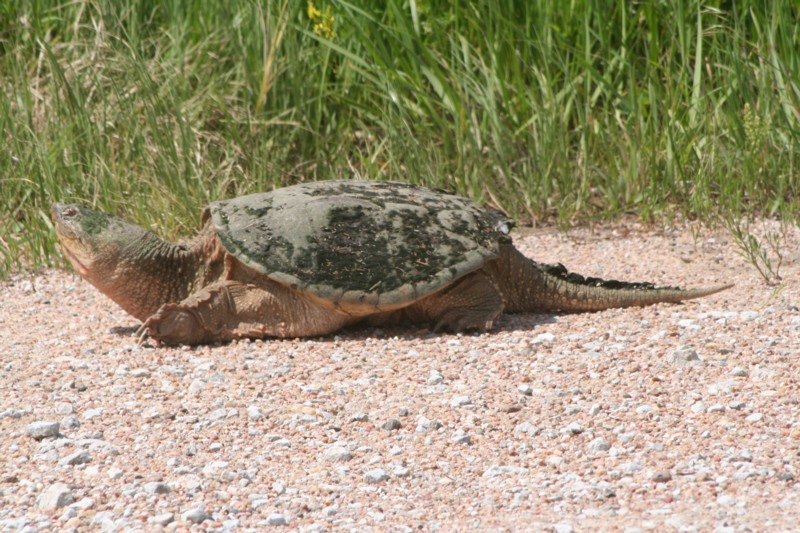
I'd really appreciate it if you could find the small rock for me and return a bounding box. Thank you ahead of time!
[83,408,103,420]
[61,416,80,429]
[60,449,91,466]
[746,413,763,423]
[349,412,369,423]
[728,401,746,410]
[188,379,205,395]
[382,418,402,431]
[54,402,74,415]
[731,366,748,377]
[38,483,74,511]
[394,466,410,477]
[26,421,60,440]
[416,416,443,432]
[247,406,265,420]
[427,370,444,385]
[151,512,174,526]
[267,513,288,526]
[182,507,209,524]
[668,346,701,366]
[739,311,759,322]
[565,422,584,435]
[588,437,610,452]
[551,524,574,533]
[452,429,472,444]
[324,446,352,462]
[145,482,170,494]
[107,467,124,479]
[450,395,472,408]
[365,469,389,483]
[717,494,737,506]
[651,471,672,483]
[518,384,533,396]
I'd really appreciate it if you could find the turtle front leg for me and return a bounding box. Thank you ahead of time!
[143,280,350,345]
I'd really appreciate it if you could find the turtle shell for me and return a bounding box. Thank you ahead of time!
[208,180,512,314]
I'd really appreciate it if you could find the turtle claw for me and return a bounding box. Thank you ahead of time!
[135,323,151,346]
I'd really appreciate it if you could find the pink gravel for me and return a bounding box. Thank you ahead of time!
[1,221,799,531]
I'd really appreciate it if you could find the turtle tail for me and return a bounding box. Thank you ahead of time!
[490,246,732,313]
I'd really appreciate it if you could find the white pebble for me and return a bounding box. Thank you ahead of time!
[59,449,91,466]
[588,437,610,452]
[427,370,444,385]
[365,469,389,483]
[324,445,352,462]
[38,483,74,511]
[182,507,209,524]
[668,346,701,366]
[267,513,288,526]
[247,406,265,420]
[144,482,170,494]
[565,422,584,435]
[746,413,763,423]
[26,421,60,440]
[150,512,174,526]
[450,395,472,408]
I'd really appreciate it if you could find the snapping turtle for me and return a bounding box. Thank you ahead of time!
[53,180,730,345]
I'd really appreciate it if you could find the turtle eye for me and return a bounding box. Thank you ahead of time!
[62,206,78,218]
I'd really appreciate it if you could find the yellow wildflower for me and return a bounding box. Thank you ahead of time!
[307,1,336,39]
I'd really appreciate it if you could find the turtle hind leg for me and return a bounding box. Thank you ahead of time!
[409,271,505,333]
[143,280,350,345]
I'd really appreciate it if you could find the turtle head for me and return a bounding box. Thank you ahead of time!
[52,203,149,278]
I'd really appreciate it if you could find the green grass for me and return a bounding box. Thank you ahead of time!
[2,0,799,276]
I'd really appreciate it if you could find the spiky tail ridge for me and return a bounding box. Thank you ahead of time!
[488,246,732,313]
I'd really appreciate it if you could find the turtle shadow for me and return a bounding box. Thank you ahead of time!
[320,313,561,343]
[109,325,141,337]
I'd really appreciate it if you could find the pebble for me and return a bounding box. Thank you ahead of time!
[182,507,209,524]
[668,346,701,366]
[61,416,80,429]
[151,512,174,526]
[450,395,472,408]
[382,418,402,431]
[267,513,288,526]
[452,429,472,444]
[83,408,103,419]
[565,422,584,435]
[108,467,124,479]
[518,384,533,396]
[365,469,389,483]
[746,413,763,422]
[324,445,352,462]
[552,524,574,533]
[247,406,265,420]
[26,421,60,440]
[144,482,170,494]
[651,471,672,483]
[427,370,444,385]
[55,402,74,415]
[739,311,759,321]
[59,449,91,466]
[588,437,610,452]
[349,412,369,423]
[731,366,748,377]
[38,483,74,510]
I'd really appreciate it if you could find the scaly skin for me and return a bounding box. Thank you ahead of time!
[52,202,731,345]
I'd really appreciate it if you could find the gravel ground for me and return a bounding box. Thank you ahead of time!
[2,221,799,532]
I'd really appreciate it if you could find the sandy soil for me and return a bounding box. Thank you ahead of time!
[1,221,799,532]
